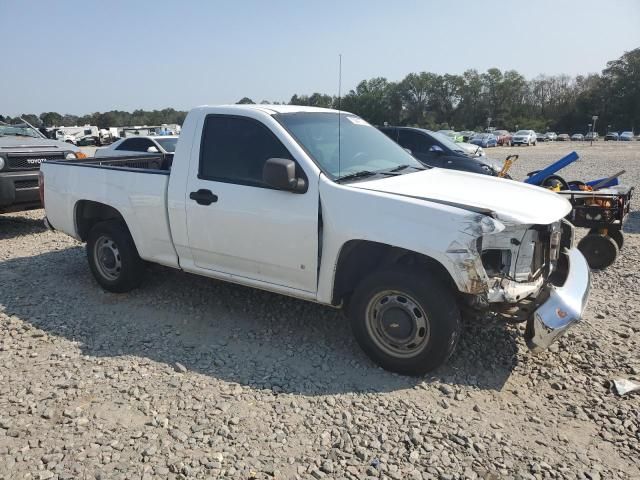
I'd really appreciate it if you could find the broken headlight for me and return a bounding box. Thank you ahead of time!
[481,249,512,276]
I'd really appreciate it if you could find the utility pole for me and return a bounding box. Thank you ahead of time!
[591,115,598,146]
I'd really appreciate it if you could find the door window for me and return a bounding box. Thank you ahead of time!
[398,130,435,154]
[117,138,154,152]
[199,116,293,187]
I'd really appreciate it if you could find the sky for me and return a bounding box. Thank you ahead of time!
[1,0,639,116]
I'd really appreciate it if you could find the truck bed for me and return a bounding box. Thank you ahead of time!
[41,155,179,268]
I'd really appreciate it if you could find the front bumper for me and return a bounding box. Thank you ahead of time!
[0,171,41,211]
[525,248,591,352]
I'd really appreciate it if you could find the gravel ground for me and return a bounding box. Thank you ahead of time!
[1,142,639,479]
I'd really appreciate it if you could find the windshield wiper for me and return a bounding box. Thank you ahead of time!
[337,170,378,183]
[387,164,425,172]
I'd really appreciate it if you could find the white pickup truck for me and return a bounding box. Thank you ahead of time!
[40,105,591,375]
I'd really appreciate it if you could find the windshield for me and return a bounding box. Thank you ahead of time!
[277,112,422,179]
[0,124,41,138]
[155,137,178,152]
[430,131,465,153]
[515,130,529,135]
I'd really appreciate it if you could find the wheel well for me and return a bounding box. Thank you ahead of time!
[75,200,126,241]
[331,240,457,306]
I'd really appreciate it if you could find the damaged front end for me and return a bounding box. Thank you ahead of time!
[447,215,590,352]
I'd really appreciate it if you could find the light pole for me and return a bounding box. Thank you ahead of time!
[591,115,598,146]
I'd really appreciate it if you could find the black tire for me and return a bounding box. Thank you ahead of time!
[348,267,461,376]
[577,233,619,270]
[590,228,624,250]
[86,220,145,293]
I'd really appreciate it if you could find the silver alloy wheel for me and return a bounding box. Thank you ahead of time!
[365,290,430,358]
[94,235,122,281]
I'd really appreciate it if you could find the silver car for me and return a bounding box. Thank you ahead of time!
[511,130,537,146]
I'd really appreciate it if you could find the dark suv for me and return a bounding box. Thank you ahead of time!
[378,126,501,176]
[0,122,82,213]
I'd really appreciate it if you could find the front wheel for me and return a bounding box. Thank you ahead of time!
[87,220,145,292]
[348,268,461,376]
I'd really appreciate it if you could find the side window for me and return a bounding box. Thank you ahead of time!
[117,138,153,152]
[200,116,293,187]
[116,138,153,152]
[398,130,433,154]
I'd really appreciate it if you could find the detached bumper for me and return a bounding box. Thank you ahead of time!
[526,248,591,352]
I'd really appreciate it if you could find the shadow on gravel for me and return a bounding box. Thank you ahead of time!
[623,210,640,234]
[0,212,46,240]
[0,248,518,395]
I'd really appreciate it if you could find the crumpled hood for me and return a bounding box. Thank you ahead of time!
[0,136,80,152]
[351,168,572,225]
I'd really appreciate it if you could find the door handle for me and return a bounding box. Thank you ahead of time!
[189,189,218,205]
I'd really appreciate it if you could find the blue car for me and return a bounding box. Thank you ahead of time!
[469,133,498,148]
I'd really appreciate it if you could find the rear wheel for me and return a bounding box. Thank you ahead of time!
[577,233,618,270]
[348,268,461,376]
[87,220,145,292]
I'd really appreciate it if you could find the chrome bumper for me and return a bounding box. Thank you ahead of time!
[526,248,591,352]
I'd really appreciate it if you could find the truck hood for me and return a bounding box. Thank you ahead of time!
[351,168,572,225]
[0,136,80,152]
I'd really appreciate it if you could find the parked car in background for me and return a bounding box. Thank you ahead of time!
[536,133,547,142]
[604,132,619,141]
[584,132,599,141]
[571,133,585,141]
[437,130,464,142]
[493,130,512,146]
[545,132,558,141]
[379,126,497,174]
[95,135,179,162]
[41,104,590,374]
[460,130,476,142]
[557,133,571,141]
[620,131,634,141]
[512,130,537,146]
[1,121,83,213]
[469,133,498,148]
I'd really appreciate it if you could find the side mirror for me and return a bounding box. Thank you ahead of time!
[147,146,159,153]
[403,147,413,155]
[263,158,307,193]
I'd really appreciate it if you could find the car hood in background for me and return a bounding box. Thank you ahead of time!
[0,136,81,152]
[351,168,571,225]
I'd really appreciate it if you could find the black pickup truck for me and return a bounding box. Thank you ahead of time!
[0,122,83,213]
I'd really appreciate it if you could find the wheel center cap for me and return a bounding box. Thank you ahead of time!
[381,307,413,340]
[101,248,116,269]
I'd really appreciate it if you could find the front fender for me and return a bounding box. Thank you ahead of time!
[315,176,499,303]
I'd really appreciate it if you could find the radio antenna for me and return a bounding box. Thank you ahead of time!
[338,53,342,179]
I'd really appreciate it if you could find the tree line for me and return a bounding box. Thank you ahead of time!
[2,48,638,134]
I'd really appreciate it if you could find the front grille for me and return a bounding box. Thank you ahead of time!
[7,153,66,171]
[14,179,39,189]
